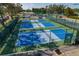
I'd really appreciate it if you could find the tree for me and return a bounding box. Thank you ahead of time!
[64,7,76,16]
[32,8,46,14]
[48,4,66,14]
[0,3,23,27]
[5,3,22,19]
[26,9,32,12]
[0,4,6,27]
[0,3,23,19]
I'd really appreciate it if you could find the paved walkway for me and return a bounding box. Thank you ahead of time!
[3,45,79,56]
[59,45,79,56]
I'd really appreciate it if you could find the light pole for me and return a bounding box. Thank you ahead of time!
[46,6,48,16]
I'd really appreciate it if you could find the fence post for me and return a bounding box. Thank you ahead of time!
[64,29,68,45]
[75,30,79,45]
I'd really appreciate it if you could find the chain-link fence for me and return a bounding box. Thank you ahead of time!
[48,15,79,30]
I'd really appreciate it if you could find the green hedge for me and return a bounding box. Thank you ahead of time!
[68,16,79,19]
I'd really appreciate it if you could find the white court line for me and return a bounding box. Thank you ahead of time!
[32,23,40,28]
[31,20,50,43]
[37,20,61,41]
[37,31,50,44]
[31,20,61,42]
[45,30,61,41]
[38,22,45,27]
[30,20,38,23]
[31,20,40,28]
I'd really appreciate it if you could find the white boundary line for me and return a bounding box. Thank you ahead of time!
[31,20,61,41]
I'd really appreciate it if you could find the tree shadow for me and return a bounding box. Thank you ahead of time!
[0,20,19,55]
[0,20,18,47]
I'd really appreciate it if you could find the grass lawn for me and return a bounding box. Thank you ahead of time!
[0,24,4,31]
[0,19,12,32]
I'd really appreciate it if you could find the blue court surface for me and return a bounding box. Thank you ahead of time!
[16,32,41,46]
[38,19,55,27]
[51,29,66,39]
[20,20,33,28]
[16,19,72,47]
